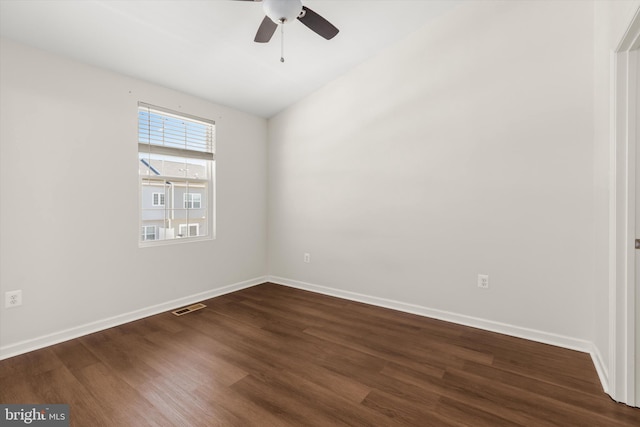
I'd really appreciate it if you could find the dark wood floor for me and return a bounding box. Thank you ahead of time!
[1,283,639,426]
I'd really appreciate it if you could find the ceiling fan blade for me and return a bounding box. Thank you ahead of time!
[297,6,339,40]
[254,16,278,43]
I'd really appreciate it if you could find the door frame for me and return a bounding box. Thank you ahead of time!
[610,7,640,406]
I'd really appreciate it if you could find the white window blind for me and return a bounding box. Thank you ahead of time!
[138,102,215,161]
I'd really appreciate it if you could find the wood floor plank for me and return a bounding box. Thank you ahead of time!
[304,324,471,377]
[435,396,522,427]
[191,381,298,427]
[461,360,640,426]
[230,373,338,426]
[28,366,112,427]
[361,388,465,427]
[380,358,550,426]
[1,283,638,426]
[491,351,604,396]
[0,369,46,404]
[0,347,63,380]
[441,368,595,427]
[50,339,100,372]
[71,361,174,426]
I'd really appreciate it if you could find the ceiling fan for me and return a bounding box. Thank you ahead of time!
[236,0,339,61]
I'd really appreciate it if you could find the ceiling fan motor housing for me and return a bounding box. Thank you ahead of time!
[263,0,303,24]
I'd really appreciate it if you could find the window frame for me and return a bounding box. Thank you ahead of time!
[138,102,215,247]
[152,192,165,207]
[178,223,200,238]
[141,225,157,241]
[183,193,202,209]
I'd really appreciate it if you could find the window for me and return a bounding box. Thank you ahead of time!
[179,223,200,237]
[138,103,215,245]
[183,193,201,209]
[152,192,165,207]
[141,225,157,241]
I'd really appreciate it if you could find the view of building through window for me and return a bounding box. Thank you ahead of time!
[138,103,215,244]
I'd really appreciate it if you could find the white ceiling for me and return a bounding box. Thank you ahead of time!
[0,0,460,118]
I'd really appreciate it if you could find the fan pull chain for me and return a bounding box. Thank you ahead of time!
[280,24,285,63]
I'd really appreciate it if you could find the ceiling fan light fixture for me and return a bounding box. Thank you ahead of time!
[263,0,303,24]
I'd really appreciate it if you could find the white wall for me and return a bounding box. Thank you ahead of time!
[268,1,596,343]
[0,39,267,356]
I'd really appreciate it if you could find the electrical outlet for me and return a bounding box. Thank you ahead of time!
[477,274,489,289]
[5,290,22,308]
[304,253,311,263]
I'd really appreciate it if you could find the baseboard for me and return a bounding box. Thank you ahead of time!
[589,343,610,394]
[268,276,594,355]
[3,274,610,395]
[0,276,267,360]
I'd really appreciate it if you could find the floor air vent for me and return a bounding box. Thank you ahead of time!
[172,303,206,316]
